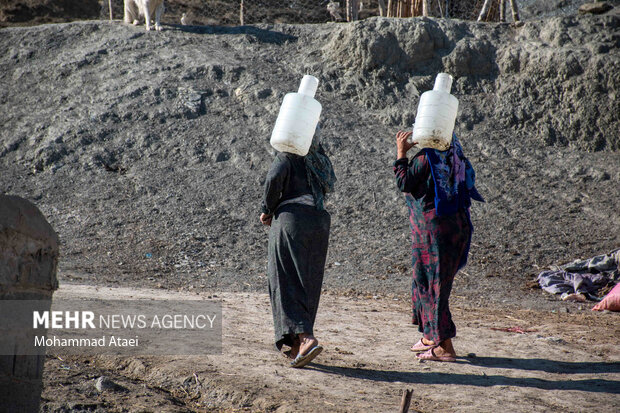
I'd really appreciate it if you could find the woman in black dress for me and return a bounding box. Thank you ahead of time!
[260,130,336,368]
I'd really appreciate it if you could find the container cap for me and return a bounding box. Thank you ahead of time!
[433,73,453,93]
[298,75,319,98]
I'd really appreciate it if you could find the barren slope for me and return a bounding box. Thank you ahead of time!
[1,14,619,311]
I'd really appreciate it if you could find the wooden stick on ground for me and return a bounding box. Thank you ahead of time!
[509,0,520,22]
[399,389,413,413]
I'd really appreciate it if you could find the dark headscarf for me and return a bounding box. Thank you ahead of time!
[304,125,336,210]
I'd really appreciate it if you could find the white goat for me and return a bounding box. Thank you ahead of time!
[124,0,165,31]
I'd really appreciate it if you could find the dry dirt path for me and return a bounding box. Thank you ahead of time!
[42,284,620,412]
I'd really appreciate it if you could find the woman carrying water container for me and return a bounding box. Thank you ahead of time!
[259,75,336,368]
[393,73,484,362]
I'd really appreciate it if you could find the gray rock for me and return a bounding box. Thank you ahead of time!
[547,337,568,344]
[0,195,59,294]
[94,376,126,393]
[0,195,58,413]
[177,88,206,119]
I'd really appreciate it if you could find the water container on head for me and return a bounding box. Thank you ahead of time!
[410,73,459,151]
[270,75,322,156]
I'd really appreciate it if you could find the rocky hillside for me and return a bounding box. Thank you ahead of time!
[1,11,619,308]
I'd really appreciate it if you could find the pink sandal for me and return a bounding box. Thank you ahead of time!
[415,347,456,362]
[410,339,437,353]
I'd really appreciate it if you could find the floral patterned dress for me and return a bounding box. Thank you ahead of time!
[394,150,474,343]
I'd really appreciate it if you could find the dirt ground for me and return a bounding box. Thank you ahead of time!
[40,284,620,412]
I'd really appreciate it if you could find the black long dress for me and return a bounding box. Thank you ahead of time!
[261,152,331,350]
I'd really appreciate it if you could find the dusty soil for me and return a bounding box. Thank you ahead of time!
[1,14,619,309]
[41,284,620,412]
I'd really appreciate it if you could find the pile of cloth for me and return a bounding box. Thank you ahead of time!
[537,249,620,302]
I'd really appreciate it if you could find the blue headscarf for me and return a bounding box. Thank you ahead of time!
[304,125,336,210]
[423,134,484,216]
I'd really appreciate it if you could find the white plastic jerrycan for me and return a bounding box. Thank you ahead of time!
[270,75,322,156]
[411,73,459,151]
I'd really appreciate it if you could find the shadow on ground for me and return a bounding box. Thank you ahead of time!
[164,23,297,44]
[309,359,620,394]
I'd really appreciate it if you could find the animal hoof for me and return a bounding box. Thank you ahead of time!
[132,20,139,26]
[155,24,162,31]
